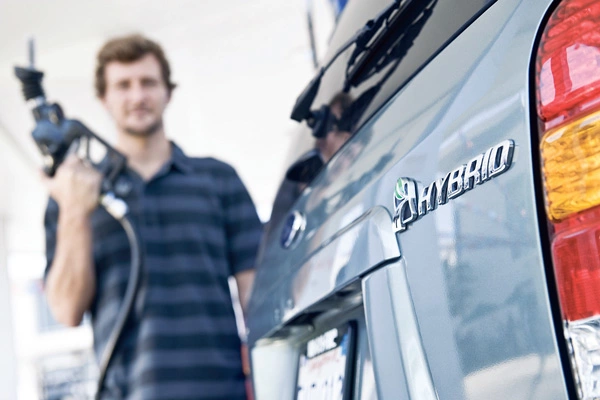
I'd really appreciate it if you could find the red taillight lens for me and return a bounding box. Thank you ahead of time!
[536,1,600,398]
[537,0,600,129]
[552,206,600,321]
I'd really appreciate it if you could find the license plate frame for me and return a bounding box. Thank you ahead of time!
[295,322,356,400]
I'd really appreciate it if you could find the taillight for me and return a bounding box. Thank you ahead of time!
[536,1,600,399]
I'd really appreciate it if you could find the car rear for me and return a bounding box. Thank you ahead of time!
[247,0,600,399]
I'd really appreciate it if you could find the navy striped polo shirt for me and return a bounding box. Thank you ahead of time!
[44,143,263,399]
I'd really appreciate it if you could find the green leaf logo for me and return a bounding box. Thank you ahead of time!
[395,178,406,201]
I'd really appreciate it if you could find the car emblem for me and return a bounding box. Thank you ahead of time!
[393,139,514,232]
[281,210,307,249]
[393,177,419,232]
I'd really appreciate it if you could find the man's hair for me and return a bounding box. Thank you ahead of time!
[95,34,177,98]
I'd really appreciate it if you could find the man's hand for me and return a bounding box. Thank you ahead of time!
[42,154,103,217]
[234,269,256,318]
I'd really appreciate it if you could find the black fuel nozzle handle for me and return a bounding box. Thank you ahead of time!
[31,116,84,176]
[32,116,128,192]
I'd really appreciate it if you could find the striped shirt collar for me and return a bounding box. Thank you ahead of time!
[168,141,193,175]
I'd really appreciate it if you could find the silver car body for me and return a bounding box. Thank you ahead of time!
[247,0,570,399]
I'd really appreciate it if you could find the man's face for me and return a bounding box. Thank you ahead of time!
[101,53,170,137]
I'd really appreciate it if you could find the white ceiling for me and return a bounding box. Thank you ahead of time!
[0,0,316,253]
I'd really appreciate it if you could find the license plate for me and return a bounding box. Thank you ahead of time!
[296,323,355,400]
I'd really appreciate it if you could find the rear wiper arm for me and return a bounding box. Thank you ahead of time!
[290,0,404,123]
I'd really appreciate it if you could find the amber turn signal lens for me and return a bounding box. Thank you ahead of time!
[541,108,600,221]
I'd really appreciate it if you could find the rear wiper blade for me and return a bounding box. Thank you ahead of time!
[290,0,405,123]
[344,0,414,83]
[345,0,435,89]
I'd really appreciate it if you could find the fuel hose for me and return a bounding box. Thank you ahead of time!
[95,193,143,399]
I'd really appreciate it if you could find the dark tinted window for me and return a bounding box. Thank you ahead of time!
[313,0,497,133]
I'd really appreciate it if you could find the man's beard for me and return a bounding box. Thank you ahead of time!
[124,119,162,137]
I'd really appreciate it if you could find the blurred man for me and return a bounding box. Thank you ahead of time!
[42,34,262,399]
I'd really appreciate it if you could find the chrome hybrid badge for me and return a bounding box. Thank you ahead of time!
[281,210,307,249]
[393,139,515,232]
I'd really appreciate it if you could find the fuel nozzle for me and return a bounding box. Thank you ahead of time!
[13,39,80,176]
[14,38,47,110]
[14,38,127,189]
[14,48,73,175]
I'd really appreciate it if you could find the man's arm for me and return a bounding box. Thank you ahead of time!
[234,269,255,318]
[43,155,101,327]
[46,211,96,327]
